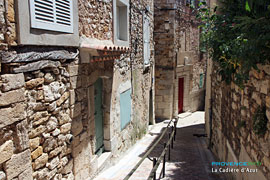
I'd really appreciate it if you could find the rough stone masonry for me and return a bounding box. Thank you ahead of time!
[0,0,155,179]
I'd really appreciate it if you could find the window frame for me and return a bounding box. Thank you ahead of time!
[16,0,79,46]
[113,0,130,47]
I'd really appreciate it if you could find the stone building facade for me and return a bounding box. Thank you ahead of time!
[204,1,270,180]
[154,0,206,120]
[0,0,154,179]
[208,63,270,180]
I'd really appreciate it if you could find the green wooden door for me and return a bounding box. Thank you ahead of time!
[94,78,104,155]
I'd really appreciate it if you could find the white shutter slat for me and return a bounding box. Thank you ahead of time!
[55,0,70,9]
[29,0,73,33]
[55,0,73,28]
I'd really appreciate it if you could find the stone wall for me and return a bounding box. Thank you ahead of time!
[78,0,112,40]
[0,55,78,180]
[0,0,16,50]
[210,62,270,180]
[0,0,155,179]
[76,0,155,178]
[154,0,206,119]
[154,1,176,119]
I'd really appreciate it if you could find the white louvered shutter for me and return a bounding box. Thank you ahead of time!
[143,16,150,66]
[29,0,74,33]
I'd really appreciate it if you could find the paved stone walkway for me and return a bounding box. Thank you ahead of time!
[94,112,225,180]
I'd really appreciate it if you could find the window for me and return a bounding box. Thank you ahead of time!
[120,89,131,130]
[143,15,150,67]
[16,0,78,46]
[199,73,204,88]
[113,0,129,47]
[29,0,74,33]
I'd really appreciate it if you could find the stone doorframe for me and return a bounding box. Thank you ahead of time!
[174,65,192,115]
[87,71,113,153]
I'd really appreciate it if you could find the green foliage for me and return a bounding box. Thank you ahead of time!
[197,0,270,87]
[238,120,246,128]
[253,106,267,135]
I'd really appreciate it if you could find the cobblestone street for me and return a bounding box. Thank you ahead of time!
[94,112,225,180]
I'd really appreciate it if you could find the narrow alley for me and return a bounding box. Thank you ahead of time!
[94,112,225,180]
[1,0,270,179]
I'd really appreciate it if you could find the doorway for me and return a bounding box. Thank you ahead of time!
[94,78,104,155]
[178,78,184,113]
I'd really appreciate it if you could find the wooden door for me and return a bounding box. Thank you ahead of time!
[94,78,104,155]
[178,78,184,113]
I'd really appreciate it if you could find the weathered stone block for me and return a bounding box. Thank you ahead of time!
[44,72,55,83]
[0,89,25,106]
[57,112,72,125]
[61,159,73,175]
[252,92,261,105]
[14,120,29,151]
[48,101,57,112]
[7,0,15,22]
[29,125,47,139]
[31,146,43,160]
[0,103,26,129]
[46,156,59,170]
[43,81,66,102]
[32,111,49,121]
[69,90,76,105]
[70,103,82,118]
[53,174,62,180]
[262,65,270,75]
[32,153,48,170]
[260,80,269,94]
[33,116,49,127]
[34,168,49,180]
[70,76,81,89]
[46,116,58,132]
[71,115,83,136]
[0,140,14,164]
[49,146,63,159]
[25,78,44,89]
[18,168,33,180]
[36,90,44,100]
[68,65,79,77]
[43,137,57,153]
[4,149,32,180]
[1,73,25,92]
[29,137,40,151]
[75,88,86,102]
[60,123,72,134]
[56,91,69,106]
[266,96,270,108]
[46,168,57,180]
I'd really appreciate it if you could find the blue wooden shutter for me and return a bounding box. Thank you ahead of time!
[120,89,131,130]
